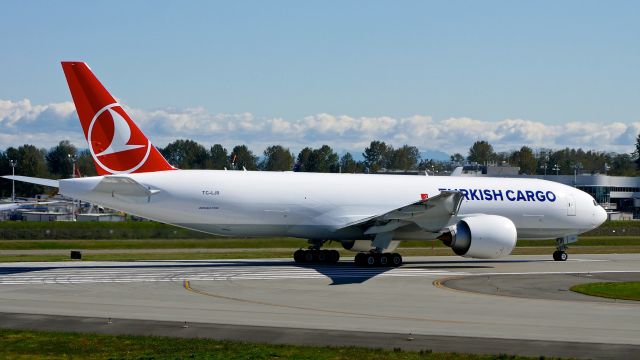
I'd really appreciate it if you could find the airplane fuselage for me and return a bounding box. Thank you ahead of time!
[59,171,607,242]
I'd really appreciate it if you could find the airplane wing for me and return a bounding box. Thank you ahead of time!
[338,190,464,235]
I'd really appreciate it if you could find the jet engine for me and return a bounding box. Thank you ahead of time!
[341,239,400,253]
[439,215,517,259]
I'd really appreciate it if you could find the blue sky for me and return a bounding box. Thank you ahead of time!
[1,1,639,157]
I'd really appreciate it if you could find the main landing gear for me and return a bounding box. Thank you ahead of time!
[354,252,402,267]
[293,240,340,264]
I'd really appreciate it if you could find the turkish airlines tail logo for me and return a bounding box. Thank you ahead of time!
[61,62,174,175]
[95,108,145,156]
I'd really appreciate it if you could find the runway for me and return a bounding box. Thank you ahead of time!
[1,254,639,359]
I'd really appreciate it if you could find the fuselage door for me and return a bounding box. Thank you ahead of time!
[567,195,576,216]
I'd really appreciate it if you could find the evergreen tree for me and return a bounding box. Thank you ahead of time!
[467,140,495,164]
[209,144,229,169]
[261,145,294,171]
[46,140,77,178]
[305,145,339,173]
[363,140,391,173]
[160,139,209,169]
[230,145,258,170]
[388,145,420,171]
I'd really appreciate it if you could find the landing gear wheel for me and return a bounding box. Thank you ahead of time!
[293,249,305,263]
[317,250,327,262]
[304,250,315,263]
[355,253,366,266]
[553,250,568,261]
[365,254,377,267]
[329,250,340,263]
[391,253,402,267]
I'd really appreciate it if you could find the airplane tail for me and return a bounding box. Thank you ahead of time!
[61,62,174,175]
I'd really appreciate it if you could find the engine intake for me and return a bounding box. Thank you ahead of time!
[440,215,517,259]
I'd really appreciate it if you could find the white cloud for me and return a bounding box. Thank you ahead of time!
[0,98,638,157]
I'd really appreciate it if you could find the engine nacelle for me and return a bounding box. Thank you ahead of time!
[341,240,400,253]
[441,215,517,259]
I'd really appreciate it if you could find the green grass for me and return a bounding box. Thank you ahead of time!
[0,237,312,250]
[0,328,549,359]
[0,221,214,240]
[570,282,640,301]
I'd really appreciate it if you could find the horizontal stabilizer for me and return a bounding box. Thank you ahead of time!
[2,175,59,188]
[92,175,160,203]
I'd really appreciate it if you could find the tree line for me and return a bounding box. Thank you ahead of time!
[1,135,639,198]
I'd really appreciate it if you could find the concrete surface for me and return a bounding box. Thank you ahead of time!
[1,254,639,359]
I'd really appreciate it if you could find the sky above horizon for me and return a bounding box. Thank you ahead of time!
[1,1,639,158]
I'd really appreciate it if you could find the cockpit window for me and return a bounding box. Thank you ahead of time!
[593,200,598,206]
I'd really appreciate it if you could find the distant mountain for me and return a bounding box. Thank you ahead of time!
[420,149,450,161]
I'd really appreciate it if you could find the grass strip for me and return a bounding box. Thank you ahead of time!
[0,328,548,360]
[570,282,640,301]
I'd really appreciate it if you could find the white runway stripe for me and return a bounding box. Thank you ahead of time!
[0,264,469,285]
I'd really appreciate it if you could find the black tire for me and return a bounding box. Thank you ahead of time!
[559,251,568,261]
[391,253,402,267]
[293,249,305,263]
[365,254,376,267]
[304,250,315,263]
[379,254,389,267]
[329,250,340,263]
[553,251,560,261]
[317,250,327,262]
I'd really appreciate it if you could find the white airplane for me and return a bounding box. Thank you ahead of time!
[3,62,607,266]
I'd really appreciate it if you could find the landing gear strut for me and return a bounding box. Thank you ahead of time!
[293,240,340,264]
[354,252,402,267]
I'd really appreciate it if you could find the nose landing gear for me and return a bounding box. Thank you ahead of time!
[553,235,577,261]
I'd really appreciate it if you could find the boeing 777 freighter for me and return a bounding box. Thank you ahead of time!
[3,62,608,266]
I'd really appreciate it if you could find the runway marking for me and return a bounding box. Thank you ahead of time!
[0,264,469,285]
